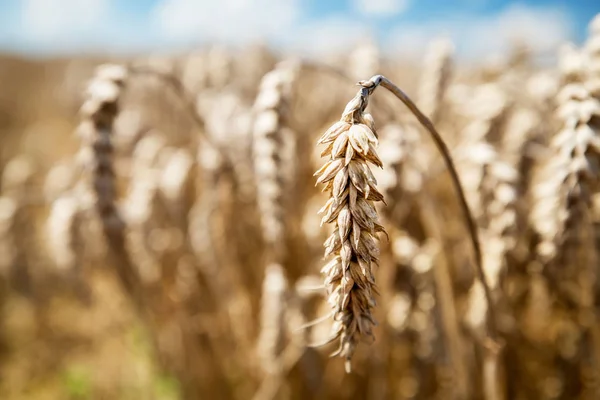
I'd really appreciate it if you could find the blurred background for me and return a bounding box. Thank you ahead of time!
[1,0,600,399]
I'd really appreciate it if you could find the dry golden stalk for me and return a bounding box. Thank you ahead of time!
[317,75,498,374]
[418,38,454,125]
[372,75,499,339]
[253,61,299,265]
[315,82,386,372]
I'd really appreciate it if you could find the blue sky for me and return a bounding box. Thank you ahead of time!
[0,0,598,59]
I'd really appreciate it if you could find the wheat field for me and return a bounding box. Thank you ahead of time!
[0,13,599,400]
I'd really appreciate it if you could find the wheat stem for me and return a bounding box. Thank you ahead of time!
[359,75,500,344]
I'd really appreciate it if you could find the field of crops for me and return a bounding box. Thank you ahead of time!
[0,13,599,400]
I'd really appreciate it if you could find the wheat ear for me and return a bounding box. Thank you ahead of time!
[315,80,386,372]
[253,61,299,266]
[316,76,498,371]
[77,64,144,309]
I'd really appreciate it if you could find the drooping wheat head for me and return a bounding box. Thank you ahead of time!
[315,82,386,372]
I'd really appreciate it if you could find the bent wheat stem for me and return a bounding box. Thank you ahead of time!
[359,75,499,345]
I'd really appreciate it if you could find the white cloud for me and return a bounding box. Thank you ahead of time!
[353,0,410,17]
[152,0,301,45]
[8,0,575,61]
[387,4,574,61]
[21,0,110,43]
[288,16,371,56]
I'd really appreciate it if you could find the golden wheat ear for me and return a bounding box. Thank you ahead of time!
[253,60,299,268]
[315,75,498,372]
[315,82,385,373]
[77,64,147,311]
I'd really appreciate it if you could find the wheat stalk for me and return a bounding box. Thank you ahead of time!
[253,61,299,266]
[365,75,499,341]
[316,75,499,374]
